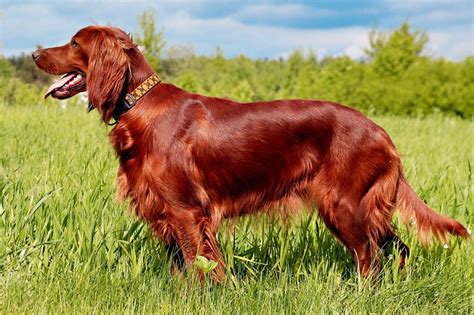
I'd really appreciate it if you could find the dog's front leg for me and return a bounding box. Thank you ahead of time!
[170,210,225,283]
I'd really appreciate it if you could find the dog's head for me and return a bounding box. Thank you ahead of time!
[33,26,139,122]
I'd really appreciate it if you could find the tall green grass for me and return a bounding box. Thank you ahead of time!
[1,105,473,313]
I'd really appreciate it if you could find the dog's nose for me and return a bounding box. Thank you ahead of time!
[32,50,41,61]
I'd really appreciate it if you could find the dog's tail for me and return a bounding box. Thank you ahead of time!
[396,173,470,245]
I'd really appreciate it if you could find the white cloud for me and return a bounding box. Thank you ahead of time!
[162,10,474,60]
[160,11,370,59]
[417,9,472,24]
[345,44,366,60]
[427,25,473,59]
[382,0,472,29]
[231,4,333,21]
[0,1,472,60]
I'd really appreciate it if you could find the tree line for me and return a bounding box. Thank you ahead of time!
[0,13,472,118]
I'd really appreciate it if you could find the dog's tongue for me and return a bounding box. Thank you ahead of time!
[44,73,75,99]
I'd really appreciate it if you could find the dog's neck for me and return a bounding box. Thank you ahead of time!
[126,48,156,94]
[110,48,159,124]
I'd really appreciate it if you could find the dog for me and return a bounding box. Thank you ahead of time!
[33,25,469,282]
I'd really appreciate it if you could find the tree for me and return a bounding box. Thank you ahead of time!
[161,44,195,79]
[365,22,428,77]
[134,10,165,73]
[0,56,15,79]
[231,79,254,101]
[8,53,51,86]
[293,50,319,98]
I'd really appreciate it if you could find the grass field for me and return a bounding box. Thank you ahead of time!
[1,104,473,313]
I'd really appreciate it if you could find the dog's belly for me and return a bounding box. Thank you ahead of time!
[190,118,333,217]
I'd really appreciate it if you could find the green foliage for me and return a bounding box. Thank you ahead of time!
[194,255,218,274]
[0,78,42,107]
[8,53,52,86]
[276,50,318,99]
[230,79,254,100]
[134,10,165,73]
[0,57,15,101]
[0,56,15,79]
[366,22,428,77]
[175,72,198,92]
[1,106,473,312]
[161,44,195,78]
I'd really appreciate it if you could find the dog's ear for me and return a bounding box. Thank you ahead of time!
[87,32,130,123]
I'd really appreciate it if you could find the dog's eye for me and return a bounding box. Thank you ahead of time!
[71,40,79,48]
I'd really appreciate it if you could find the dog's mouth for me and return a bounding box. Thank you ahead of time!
[45,71,86,99]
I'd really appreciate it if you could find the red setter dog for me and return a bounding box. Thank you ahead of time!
[33,26,469,282]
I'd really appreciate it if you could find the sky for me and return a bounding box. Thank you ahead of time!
[0,0,472,60]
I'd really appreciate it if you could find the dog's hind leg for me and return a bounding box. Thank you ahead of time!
[377,233,410,268]
[356,161,409,270]
[316,189,380,276]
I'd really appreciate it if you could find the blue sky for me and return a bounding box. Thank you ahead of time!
[0,0,472,60]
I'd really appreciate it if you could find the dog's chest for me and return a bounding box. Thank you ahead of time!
[110,123,173,198]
